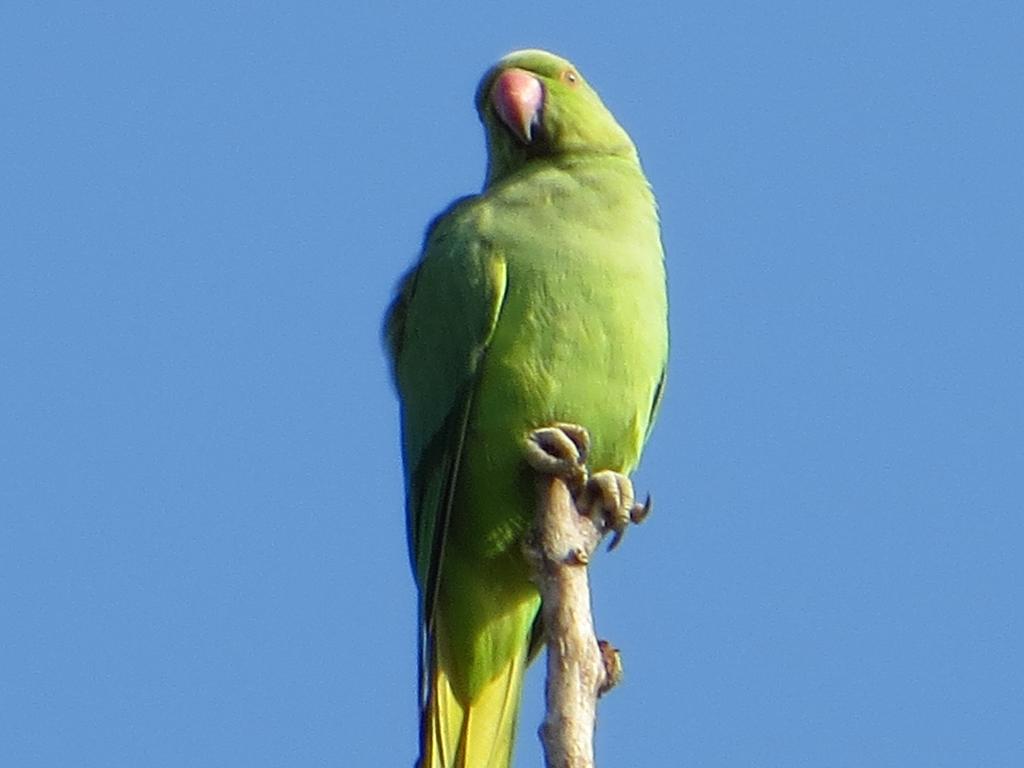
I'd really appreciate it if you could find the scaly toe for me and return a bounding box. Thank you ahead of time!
[579,470,636,550]
[550,422,590,465]
[524,424,591,489]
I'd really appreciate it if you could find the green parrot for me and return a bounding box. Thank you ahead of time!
[384,49,668,768]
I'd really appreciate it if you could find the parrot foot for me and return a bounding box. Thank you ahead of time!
[577,470,652,550]
[524,423,591,491]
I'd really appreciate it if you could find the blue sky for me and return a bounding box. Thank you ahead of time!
[3,2,1022,766]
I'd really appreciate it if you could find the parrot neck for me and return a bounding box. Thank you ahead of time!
[484,147,641,191]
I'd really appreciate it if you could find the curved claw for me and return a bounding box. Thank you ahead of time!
[578,470,636,550]
[609,494,653,549]
[607,527,626,551]
[630,494,653,524]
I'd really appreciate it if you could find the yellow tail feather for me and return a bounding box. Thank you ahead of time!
[421,645,528,768]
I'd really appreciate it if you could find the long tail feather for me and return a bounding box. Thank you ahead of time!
[421,640,528,768]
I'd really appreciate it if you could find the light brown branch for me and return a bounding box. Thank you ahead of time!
[524,475,609,768]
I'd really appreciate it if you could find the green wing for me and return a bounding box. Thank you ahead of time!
[384,200,508,687]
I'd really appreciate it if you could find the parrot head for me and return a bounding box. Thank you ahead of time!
[476,49,638,185]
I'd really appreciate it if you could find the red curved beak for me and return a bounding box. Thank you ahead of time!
[491,68,544,144]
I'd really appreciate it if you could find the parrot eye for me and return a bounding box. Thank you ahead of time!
[560,69,580,87]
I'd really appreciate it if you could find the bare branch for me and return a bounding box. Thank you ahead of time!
[524,475,609,768]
